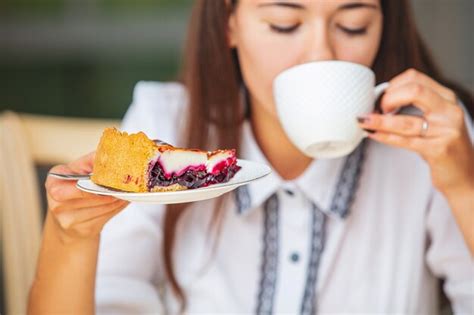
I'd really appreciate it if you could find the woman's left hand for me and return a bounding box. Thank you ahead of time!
[357,68,474,195]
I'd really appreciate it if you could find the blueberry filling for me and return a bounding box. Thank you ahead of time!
[147,162,241,190]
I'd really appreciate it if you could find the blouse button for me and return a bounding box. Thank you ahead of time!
[284,189,295,196]
[290,252,300,263]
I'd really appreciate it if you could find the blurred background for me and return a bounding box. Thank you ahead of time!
[0,0,472,314]
[0,0,193,119]
[0,0,472,120]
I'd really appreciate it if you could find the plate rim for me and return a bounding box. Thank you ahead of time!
[76,159,271,197]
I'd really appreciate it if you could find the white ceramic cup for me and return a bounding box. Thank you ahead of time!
[273,60,388,159]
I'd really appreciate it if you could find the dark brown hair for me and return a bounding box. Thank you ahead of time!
[162,0,473,310]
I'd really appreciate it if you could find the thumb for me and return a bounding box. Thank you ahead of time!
[67,151,96,174]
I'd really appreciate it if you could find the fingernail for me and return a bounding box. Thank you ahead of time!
[386,108,400,115]
[357,116,370,124]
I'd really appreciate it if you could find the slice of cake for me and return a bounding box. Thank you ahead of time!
[91,128,241,192]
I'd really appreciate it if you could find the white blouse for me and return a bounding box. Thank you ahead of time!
[95,81,474,314]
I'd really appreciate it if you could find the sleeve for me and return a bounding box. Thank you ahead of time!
[95,203,166,314]
[425,190,474,314]
[424,101,474,314]
[95,81,187,314]
[120,80,188,146]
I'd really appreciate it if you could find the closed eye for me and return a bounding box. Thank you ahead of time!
[270,23,301,34]
[338,25,367,36]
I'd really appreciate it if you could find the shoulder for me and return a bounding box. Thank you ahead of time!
[121,81,188,145]
[132,81,187,107]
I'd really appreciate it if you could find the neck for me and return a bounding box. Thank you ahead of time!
[249,98,313,180]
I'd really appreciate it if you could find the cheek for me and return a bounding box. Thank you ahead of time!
[334,22,383,67]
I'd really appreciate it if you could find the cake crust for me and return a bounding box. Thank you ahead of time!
[91,128,159,192]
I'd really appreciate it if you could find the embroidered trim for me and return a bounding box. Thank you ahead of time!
[256,193,280,314]
[252,141,367,313]
[299,141,367,312]
[330,139,368,218]
[300,203,327,315]
[234,185,251,214]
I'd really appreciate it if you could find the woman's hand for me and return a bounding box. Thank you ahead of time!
[29,152,129,314]
[46,152,129,243]
[357,68,474,255]
[357,68,474,195]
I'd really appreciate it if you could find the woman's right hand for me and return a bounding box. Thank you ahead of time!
[45,152,129,243]
[29,152,128,313]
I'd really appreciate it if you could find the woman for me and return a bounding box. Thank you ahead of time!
[28,0,473,314]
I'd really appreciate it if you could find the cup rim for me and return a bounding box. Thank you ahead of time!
[275,60,375,81]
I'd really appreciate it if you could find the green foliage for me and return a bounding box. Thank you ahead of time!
[0,54,181,118]
[100,0,193,10]
[1,0,193,15]
[1,0,66,15]
[0,0,192,118]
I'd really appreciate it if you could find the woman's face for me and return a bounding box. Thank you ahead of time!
[228,0,383,117]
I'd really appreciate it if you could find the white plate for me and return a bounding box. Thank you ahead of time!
[76,159,271,204]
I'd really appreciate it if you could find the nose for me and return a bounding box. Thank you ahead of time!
[303,21,336,62]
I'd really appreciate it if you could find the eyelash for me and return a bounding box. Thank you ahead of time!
[270,24,301,34]
[338,25,368,36]
[269,24,368,36]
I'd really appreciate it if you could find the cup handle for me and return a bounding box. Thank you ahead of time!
[374,82,389,102]
[374,82,401,115]
[361,82,390,139]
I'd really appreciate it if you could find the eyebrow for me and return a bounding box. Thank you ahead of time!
[257,1,378,11]
[338,2,378,11]
[258,2,305,10]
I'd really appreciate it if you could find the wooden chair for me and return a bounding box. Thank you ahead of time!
[0,111,119,314]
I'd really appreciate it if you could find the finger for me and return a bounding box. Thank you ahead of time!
[45,161,91,191]
[389,69,457,102]
[67,151,96,174]
[367,131,428,151]
[80,200,129,225]
[45,165,68,191]
[48,180,97,202]
[71,200,129,231]
[55,199,128,230]
[380,82,448,114]
[357,114,436,137]
[72,204,128,236]
[46,164,76,193]
[49,194,119,213]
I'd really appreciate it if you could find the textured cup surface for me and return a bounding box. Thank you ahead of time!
[274,61,378,158]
